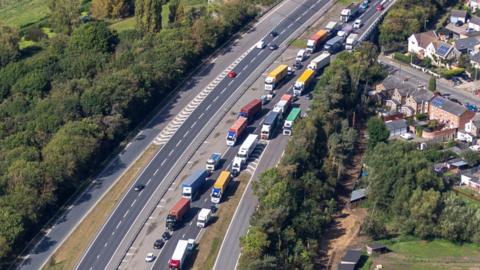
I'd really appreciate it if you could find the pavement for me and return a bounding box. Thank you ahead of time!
[74,0,342,269]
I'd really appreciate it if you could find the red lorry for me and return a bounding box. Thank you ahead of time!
[166,198,190,230]
[238,99,262,122]
[226,117,247,146]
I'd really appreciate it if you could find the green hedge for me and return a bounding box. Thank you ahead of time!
[439,68,465,79]
[393,52,411,64]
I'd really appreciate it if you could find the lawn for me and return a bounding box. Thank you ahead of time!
[109,17,136,33]
[0,0,50,28]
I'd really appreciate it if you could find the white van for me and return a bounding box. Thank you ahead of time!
[296,49,306,62]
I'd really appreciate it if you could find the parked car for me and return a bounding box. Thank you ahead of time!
[162,231,171,241]
[145,253,156,262]
[210,204,218,214]
[400,133,414,140]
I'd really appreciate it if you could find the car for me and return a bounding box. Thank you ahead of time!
[337,30,347,37]
[306,93,313,100]
[470,145,480,151]
[293,62,303,70]
[400,132,414,140]
[162,231,171,241]
[455,21,464,27]
[256,41,266,49]
[154,239,165,249]
[287,66,293,76]
[145,253,155,262]
[210,204,218,214]
[187,239,196,251]
[353,19,362,29]
[134,184,145,191]
[270,31,278,37]
[227,71,237,78]
[268,44,278,50]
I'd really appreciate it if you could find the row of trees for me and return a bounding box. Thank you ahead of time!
[0,0,260,265]
[363,141,480,243]
[238,44,385,269]
[379,0,458,52]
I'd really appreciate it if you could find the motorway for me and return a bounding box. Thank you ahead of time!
[212,1,397,269]
[76,0,339,269]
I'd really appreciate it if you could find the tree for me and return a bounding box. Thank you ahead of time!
[366,117,389,150]
[135,0,163,33]
[461,150,480,167]
[67,22,117,54]
[0,24,20,67]
[428,76,436,92]
[91,0,133,19]
[48,0,81,34]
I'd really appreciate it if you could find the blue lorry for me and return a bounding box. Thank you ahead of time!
[181,170,208,200]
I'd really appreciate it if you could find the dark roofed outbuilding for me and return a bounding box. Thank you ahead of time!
[366,243,388,255]
[341,249,362,265]
[337,263,356,270]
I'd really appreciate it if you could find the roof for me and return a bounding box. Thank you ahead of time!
[435,42,453,58]
[411,89,435,103]
[471,113,480,126]
[341,249,362,264]
[431,96,467,116]
[385,119,408,131]
[350,188,367,202]
[462,165,480,184]
[455,37,480,51]
[337,263,355,270]
[379,75,417,91]
[437,27,453,36]
[412,31,438,49]
[451,10,467,18]
[451,160,468,167]
[366,242,387,250]
[470,16,480,26]
[471,52,480,63]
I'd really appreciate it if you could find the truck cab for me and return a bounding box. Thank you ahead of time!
[206,153,221,171]
[296,49,306,62]
[197,208,212,228]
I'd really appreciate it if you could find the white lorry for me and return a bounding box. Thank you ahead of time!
[307,52,331,71]
[196,208,212,228]
[296,49,306,62]
[345,33,359,51]
[231,134,259,175]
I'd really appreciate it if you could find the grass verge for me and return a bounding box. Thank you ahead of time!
[191,173,250,270]
[109,17,136,33]
[289,38,306,48]
[43,144,160,270]
[0,0,50,28]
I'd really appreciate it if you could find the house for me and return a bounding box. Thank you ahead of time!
[408,31,439,59]
[405,90,435,115]
[454,36,480,54]
[470,0,480,12]
[385,119,408,137]
[470,52,480,68]
[437,28,454,41]
[429,96,475,129]
[465,114,480,136]
[392,88,416,105]
[366,243,388,255]
[341,249,362,265]
[457,130,475,142]
[350,188,368,207]
[462,166,480,190]
[450,10,467,24]
[427,41,460,66]
[469,16,480,32]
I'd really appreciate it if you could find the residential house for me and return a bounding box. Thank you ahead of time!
[405,89,435,115]
[426,41,460,66]
[429,96,475,129]
[469,16,480,32]
[366,243,387,255]
[465,114,480,136]
[470,52,480,68]
[470,0,480,12]
[408,31,439,59]
[454,36,480,55]
[437,28,454,41]
[450,10,467,24]
[385,119,408,137]
[392,88,415,105]
[461,166,480,190]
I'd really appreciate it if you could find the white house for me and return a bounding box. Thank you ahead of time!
[470,0,480,12]
[461,166,480,190]
[408,31,439,59]
[450,10,467,24]
[469,16,480,32]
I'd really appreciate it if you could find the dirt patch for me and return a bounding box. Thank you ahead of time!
[44,144,160,270]
[191,173,250,270]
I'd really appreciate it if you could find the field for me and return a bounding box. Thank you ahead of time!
[0,0,49,28]
[371,238,480,270]
[109,17,136,33]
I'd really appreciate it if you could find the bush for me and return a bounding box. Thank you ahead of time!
[24,27,47,42]
[439,68,465,79]
[393,52,411,64]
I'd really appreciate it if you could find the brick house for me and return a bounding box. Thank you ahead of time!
[465,114,480,136]
[405,90,435,115]
[392,88,415,105]
[429,96,475,129]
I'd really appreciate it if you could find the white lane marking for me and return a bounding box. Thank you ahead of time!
[176,140,182,147]
[169,149,174,156]
[190,221,193,226]
[206,104,212,111]
[131,199,136,207]
[126,142,131,149]
[182,233,186,238]
[154,169,159,175]
[183,130,190,137]
[199,112,205,118]
[228,81,233,86]
[242,65,248,71]
[192,121,197,128]
[213,96,219,102]
[112,231,115,236]
[97,255,100,259]
[204,197,208,202]
[221,88,227,94]
[116,221,122,229]
[161,159,166,166]
[295,17,301,22]
[147,178,152,185]
[104,242,108,247]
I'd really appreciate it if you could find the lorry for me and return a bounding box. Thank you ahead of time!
[296,49,306,62]
[340,3,360,22]
[206,152,221,171]
[168,240,189,269]
[325,21,339,35]
[231,134,259,175]
[293,69,315,96]
[306,29,329,54]
[226,117,247,146]
[166,198,190,230]
[196,208,212,228]
[239,99,262,122]
[210,171,231,204]
[324,36,344,53]
[181,170,208,200]
[283,107,301,136]
[376,0,387,11]
[264,64,289,91]
[260,111,280,140]
[360,0,369,10]
[273,94,293,118]
[345,33,359,51]
[307,52,331,71]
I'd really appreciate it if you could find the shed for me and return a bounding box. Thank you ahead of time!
[366,243,388,255]
[337,263,356,270]
[350,188,367,203]
[385,119,408,137]
[341,249,362,265]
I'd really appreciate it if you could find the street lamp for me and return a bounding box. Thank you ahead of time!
[424,19,429,31]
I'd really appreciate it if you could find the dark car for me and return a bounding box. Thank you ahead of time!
[153,239,165,249]
[134,184,145,191]
[306,93,313,100]
[268,44,278,50]
[162,231,171,241]
[270,31,278,37]
[210,204,218,214]
[293,62,303,70]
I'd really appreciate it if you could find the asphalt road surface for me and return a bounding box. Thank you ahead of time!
[76,0,336,269]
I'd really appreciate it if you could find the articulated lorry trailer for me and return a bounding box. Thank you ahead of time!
[273,94,293,119]
[210,171,231,204]
[166,198,190,230]
[264,64,289,91]
[181,169,208,200]
[345,33,359,51]
[283,107,301,136]
[306,29,329,54]
[260,111,280,140]
[293,69,315,96]
[307,51,331,71]
[168,239,189,269]
[226,117,247,146]
[239,98,262,122]
[231,134,259,175]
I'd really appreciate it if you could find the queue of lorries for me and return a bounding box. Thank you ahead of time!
[157,1,385,268]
